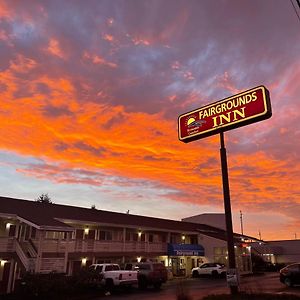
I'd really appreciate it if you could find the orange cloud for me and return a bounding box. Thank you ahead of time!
[103,34,114,42]
[83,51,117,68]
[2,71,298,217]
[1,58,298,217]
[0,59,218,197]
[0,28,9,41]
[9,55,37,73]
[47,38,64,58]
[132,37,150,46]
[0,2,11,19]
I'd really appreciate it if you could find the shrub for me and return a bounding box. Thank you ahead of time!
[13,270,103,300]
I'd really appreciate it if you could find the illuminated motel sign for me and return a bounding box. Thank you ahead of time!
[178,85,271,293]
[178,86,271,143]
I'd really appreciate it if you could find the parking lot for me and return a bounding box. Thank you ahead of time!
[92,272,300,300]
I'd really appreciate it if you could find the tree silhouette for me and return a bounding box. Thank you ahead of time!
[35,193,53,204]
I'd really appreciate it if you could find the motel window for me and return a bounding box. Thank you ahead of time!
[170,234,179,244]
[170,234,175,243]
[214,247,227,255]
[45,231,57,239]
[99,230,112,241]
[99,231,105,240]
[125,231,137,242]
[214,256,227,265]
[76,229,84,239]
[125,231,131,241]
[87,229,96,240]
[141,233,145,242]
[8,224,16,237]
[106,231,112,240]
[148,234,153,243]
[114,230,123,241]
[45,231,66,239]
[190,236,198,245]
[214,247,222,255]
[133,233,138,242]
[45,231,54,239]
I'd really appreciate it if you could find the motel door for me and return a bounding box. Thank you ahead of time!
[171,258,180,276]
[0,261,11,294]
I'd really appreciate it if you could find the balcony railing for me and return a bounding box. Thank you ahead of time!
[0,236,168,255]
[0,237,15,252]
[38,239,167,253]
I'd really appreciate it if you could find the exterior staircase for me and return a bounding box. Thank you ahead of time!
[15,239,37,273]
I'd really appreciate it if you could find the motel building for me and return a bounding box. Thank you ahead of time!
[0,197,256,294]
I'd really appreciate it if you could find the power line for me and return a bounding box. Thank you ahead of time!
[290,0,300,22]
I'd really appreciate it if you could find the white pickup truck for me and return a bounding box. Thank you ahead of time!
[89,263,138,289]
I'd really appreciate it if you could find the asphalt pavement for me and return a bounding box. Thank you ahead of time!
[90,272,300,300]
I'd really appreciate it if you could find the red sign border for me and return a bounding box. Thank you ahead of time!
[178,85,271,143]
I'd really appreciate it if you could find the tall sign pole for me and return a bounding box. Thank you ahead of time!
[178,86,272,296]
[220,131,238,294]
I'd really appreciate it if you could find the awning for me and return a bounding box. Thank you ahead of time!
[167,243,205,256]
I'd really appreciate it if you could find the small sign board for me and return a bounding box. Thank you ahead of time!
[167,243,205,256]
[226,268,239,287]
[178,86,271,143]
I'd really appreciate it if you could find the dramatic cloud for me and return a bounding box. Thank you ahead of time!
[0,0,299,240]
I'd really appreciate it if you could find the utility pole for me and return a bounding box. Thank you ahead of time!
[258,230,262,240]
[240,210,244,237]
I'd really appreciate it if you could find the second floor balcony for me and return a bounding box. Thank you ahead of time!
[33,238,168,254]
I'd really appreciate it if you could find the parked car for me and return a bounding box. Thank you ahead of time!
[280,263,300,287]
[88,263,138,290]
[133,262,168,289]
[191,263,226,278]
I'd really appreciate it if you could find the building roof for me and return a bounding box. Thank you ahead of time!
[0,196,207,231]
[182,213,226,230]
[183,213,225,218]
[0,196,257,242]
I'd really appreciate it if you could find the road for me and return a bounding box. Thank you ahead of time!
[91,273,300,300]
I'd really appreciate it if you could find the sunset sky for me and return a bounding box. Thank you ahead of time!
[0,0,299,241]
